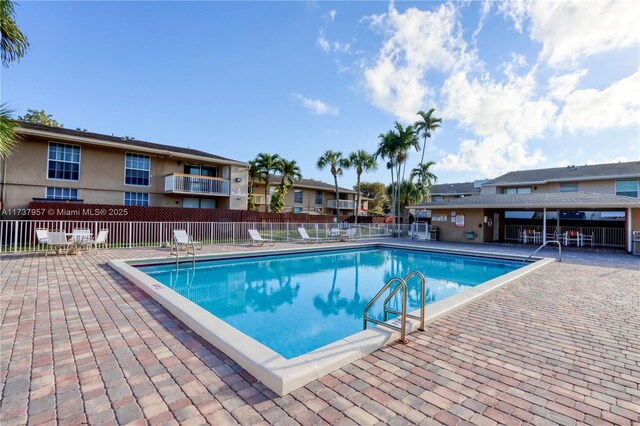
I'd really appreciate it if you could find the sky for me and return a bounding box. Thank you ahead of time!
[3,0,639,189]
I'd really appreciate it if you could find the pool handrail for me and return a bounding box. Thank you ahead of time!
[363,277,409,343]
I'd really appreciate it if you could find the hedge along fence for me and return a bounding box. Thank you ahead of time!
[27,201,344,223]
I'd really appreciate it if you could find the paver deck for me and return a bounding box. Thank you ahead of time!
[1,240,639,425]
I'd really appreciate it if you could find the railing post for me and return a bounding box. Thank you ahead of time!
[128,222,133,248]
[13,220,19,254]
[286,223,289,242]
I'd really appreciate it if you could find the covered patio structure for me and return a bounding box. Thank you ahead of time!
[410,192,640,253]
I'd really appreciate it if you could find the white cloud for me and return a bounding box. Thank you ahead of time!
[329,9,336,20]
[317,30,330,53]
[547,69,587,100]
[500,1,640,68]
[362,3,472,121]
[292,93,339,116]
[440,69,557,175]
[556,70,640,133]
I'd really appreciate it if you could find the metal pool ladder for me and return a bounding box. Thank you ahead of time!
[523,240,562,263]
[363,271,427,344]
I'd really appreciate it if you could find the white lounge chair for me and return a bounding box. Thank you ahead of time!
[329,228,341,241]
[248,229,275,246]
[171,230,202,255]
[297,227,316,243]
[46,231,74,256]
[83,229,109,252]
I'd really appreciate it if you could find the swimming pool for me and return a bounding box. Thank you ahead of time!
[109,243,553,395]
[138,247,522,359]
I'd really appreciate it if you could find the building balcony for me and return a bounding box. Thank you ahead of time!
[327,199,355,210]
[164,173,230,196]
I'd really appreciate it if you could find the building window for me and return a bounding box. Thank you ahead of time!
[315,190,323,205]
[294,190,303,204]
[505,187,532,194]
[124,192,149,206]
[432,195,443,201]
[45,187,78,200]
[48,142,80,181]
[616,179,638,197]
[125,153,150,186]
[183,197,216,209]
[559,183,578,192]
[293,207,302,213]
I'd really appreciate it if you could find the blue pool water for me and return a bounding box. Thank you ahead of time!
[138,247,522,359]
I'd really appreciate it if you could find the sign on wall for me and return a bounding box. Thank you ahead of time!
[450,211,456,223]
[432,214,447,222]
[455,214,465,228]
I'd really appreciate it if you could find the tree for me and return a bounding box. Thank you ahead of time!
[413,108,442,172]
[269,188,286,213]
[1,0,29,67]
[247,160,262,212]
[277,158,302,189]
[357,181,389,216]
[0,0,29,159]
[0,104,21,158]
[347,150,377,223]
[17,109,64,127]
[376,122,420,231]
[253,153,281,213]
[316,150,350,220]
[410,161,438,202]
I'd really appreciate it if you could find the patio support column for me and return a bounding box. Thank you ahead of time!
[543,207,547,244]
[628,207,632,253]
[557,210,560,235]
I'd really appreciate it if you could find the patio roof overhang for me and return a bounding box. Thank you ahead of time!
[409,192,640,210]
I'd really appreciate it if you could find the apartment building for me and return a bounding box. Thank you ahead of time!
[480,161,640,196]
[428,181,483,201]
[252,178,367,216]
[0,122,248,218]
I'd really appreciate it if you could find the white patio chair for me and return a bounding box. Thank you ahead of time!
[72,229,93,252]
[83,229,109,252]
[581,231,595,247]
[329,228,341,241]
[297,227,316,243]
[345,228,357,241]
[563,231,580,246]
[171,230,202,255]
[46,231,74,257]
[248,229,275,246]
[36,228,49,248]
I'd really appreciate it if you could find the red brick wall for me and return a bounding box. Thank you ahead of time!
[27,201,339,223]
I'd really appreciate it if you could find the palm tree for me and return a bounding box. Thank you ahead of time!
[0,104,20,158]
[254,153,281,212]
[1,0,29,67]
[413,108,442,172]
[277,158,302,189]
[1,0,29,159]
[316,150,350,220]
[410,161,438,202]
[376,122,419,230]
[347,150,377,224]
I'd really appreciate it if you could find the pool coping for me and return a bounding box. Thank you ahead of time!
[108,242,555,396]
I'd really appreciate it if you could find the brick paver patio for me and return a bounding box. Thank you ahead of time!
[1,241,639,425]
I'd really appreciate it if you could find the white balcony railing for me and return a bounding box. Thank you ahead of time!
[327,199,355,210]
[165,173,230,196]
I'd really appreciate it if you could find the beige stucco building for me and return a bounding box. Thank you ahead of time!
[0,123,248,217]
[252,178,368,217]
[410,162,640,252]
